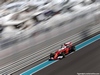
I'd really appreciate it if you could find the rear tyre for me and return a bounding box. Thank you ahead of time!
[70,46,76,52]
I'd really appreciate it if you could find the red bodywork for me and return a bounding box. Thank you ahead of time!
[50,42,74,60]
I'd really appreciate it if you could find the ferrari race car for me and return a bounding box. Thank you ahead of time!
[49,42,75,60]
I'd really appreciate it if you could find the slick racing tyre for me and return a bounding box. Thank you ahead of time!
[70,46,76,52]
[50,53,54,58]
[49,53,55,61]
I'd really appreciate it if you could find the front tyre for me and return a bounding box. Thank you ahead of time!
[50,53,54,58]
[49,53,55,61]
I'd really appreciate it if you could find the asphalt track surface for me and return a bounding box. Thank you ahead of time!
[33,40,100,75]
[12,33,100,75]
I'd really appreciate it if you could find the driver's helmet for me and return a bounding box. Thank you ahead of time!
[64,43,67,46]
[64,42,72,46]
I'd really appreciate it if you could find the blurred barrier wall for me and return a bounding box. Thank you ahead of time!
[0,3,100,50]
[0,3,100,74]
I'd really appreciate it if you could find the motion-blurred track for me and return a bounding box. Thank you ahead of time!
[34,40,100,75]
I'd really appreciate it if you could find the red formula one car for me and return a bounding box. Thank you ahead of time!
[49,42,75,60]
